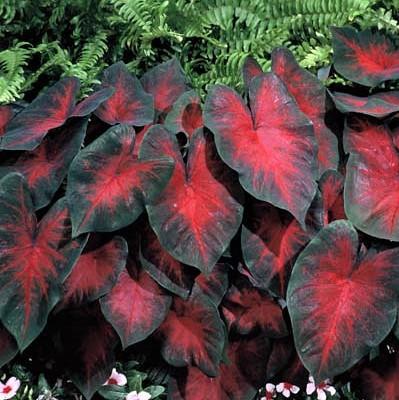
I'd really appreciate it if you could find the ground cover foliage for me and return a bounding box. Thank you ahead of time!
[0,23,399,400]
[1,0,399,103]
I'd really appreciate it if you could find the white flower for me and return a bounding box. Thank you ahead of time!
[103,368,127,386]
[125,391,151,400]
[306,376,336,400]
[0,377,21,399]
[264,383,276,399]
[276,382,300,398]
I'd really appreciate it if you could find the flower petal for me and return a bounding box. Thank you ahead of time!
[307,383,316,395]
[116,372,127,386]
[138,391,152,400]
[276,383,285,393]
[317,388,327,400]
[126,391,139,400]
[282,388,291,398]
[326,386,337,395]
[266,383,276,392]
[291,385,300,394]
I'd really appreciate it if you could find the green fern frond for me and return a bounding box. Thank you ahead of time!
[264,0,373,36]
[63,32,109,96]
[360,8,399,33]
[0,0,27,24]
[0,42,31,103]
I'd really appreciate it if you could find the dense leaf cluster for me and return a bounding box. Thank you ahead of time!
[0,25,399,400]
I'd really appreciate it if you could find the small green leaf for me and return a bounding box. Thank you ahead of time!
[97,385,127,400]
[143,385,165,398]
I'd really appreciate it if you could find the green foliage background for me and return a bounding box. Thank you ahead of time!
[0,0,398,103]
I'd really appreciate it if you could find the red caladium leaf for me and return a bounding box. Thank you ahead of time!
[332,27,399,87]
[204,74,317,225]
[60,305,118,400]
[332,91,399,118]
[144,125,243,274]
[343,118,399,240]
[157,293,225,376]
[0,105,14,136]
[71,87,114,117]
[221,278,287,337]
[355,351,399,400]
[191,263,229,306]
[168,334,271,400]
[0,77,80,150]
[0,325,18,368]
[241,199,315,297]
[67,124,174,236]
[318,169,346,226]
[63,234,127,305]
[139,221,198,299]
[94,62,154,125]
[272,47,339,175]
[164,90,203,138]
[0,118,88,210]
[287,220,399,381]
[140,58,189,114]
[100,263,172,349]
[0,173,86,350]
[242,56,264,90]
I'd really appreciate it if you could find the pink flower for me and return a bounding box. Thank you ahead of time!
[0,377,20,399]
[276,382,300,398]
[103,368,127,386]
[125,391,151,400]
[306,376,336,400]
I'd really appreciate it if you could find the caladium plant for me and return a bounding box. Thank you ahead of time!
[0,26,398,400]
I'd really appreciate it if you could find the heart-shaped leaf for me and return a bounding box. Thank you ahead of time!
[332,27,399,87]
[0,77,80,150]
[140,58,189,114]
[287,220,399,380]
[0,117,88,210]
[0,173,86,349]
[94,62,154,125]
[157,293,225,376]
[344,118,399,240]
[63,234,127,305]
[145,125,243,274]
[100,264,172,349]
[67,124,174,236]
[204,74,317,225]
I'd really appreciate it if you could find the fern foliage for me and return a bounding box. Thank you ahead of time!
[0,0,397,102]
